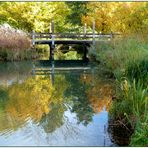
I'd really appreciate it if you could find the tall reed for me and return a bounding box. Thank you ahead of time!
[0,26,32,61]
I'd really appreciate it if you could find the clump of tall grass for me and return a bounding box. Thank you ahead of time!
[91,35,148,146]
[110,79,148,146]
[90,35,148,79]
[125,59,148,87]
[129,120,148,146]
[110,79,147,122]
[0,25,32,61]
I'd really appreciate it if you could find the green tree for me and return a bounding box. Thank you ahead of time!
[0,2,70,32]
[65,2,88,27]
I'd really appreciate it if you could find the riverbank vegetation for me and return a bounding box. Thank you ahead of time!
[89,35,148,146]
[0,25,33,61]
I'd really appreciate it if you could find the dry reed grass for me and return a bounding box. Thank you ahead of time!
[0,27,31,60]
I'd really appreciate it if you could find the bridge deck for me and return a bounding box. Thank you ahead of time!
[34,39,110,45]
[34,40,93,45]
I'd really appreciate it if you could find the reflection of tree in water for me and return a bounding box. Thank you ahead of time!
[80,74,114,113]
[0,67,115,136]
[40,75,68,133]
[0,61,33,130]
[5,75,54,123]
[0,87,13,132]
[0,75,68,134]
[64,72,94,126]
[40,103,65,133]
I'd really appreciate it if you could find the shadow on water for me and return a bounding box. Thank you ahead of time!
[0,60,126,146]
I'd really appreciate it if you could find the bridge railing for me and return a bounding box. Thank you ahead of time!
[32,33,116,39]
[31,20,121,46]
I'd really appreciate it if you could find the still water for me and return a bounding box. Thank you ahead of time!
[0,61,116,146]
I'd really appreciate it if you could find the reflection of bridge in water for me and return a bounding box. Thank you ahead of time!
[32,60,96,85]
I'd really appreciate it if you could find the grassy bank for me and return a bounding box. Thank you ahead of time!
[0,26,39,61]
[90,35,148,146]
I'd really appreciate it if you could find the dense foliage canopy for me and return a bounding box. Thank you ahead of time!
[0,2,147,33]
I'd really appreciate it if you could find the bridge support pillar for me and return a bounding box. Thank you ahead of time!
[83,44,88,62]
[49,44,54,61]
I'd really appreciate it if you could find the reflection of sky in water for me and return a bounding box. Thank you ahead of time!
[0,109,113,146]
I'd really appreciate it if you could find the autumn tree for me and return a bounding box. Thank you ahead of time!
[0,2,70,32]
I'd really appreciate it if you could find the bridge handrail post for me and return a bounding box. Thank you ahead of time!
[99,31,102,39]
[32,30,35,46]
[110,31,113,40]
[51,34,55,48]
[51,19,55,48]
[92,20,95,49]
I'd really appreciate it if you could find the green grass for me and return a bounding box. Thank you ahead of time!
[130,121,148,146]
[90,36,148,78]
[90,35,148,146]
[125,58,148,87]
[110,79,147,122]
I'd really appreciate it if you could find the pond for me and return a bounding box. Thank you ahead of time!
[0,60,117,146]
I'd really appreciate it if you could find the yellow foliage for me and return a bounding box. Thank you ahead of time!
[6,76,54,123]
[80,73,114,113]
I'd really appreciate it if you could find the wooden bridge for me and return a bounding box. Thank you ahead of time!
[32,20,117,62]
